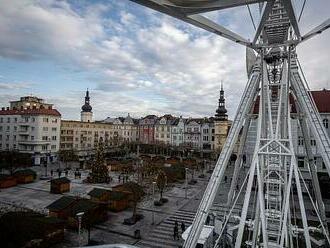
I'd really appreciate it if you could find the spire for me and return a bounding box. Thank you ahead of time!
[81,89,92,112]
[215,81,228,121]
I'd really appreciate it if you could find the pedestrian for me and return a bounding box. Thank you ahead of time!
[181,222,185,233]
[173,221,179,240]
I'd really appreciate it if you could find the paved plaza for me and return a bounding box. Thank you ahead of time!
[0,162,220,247]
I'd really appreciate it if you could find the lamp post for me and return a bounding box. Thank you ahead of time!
[185,167,188,199]
[152,181,156,224]
[76,212,84,247]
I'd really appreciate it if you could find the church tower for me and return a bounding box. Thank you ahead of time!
[214,82,230,153]
[81,89,93,122]
[215,82,228,121]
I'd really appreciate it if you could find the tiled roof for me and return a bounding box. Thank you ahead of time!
[13,169,36,177]
[0,108,61,116]
[51,177,71,184]
[109,191,127,200]
[46,196,76,211]
[310,89,330,113]
[88,188,110,198]
[70,199,98,215]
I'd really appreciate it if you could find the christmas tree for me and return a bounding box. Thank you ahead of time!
[89,139,110,183]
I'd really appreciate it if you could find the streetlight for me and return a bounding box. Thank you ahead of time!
[76,212,85,247]
[185,168,188,199]
[152,181,156,225]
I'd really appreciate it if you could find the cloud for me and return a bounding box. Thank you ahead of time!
[0,0,329,120]
[0,82,33,90]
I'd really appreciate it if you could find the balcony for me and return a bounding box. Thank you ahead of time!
[18,140,50,145]
[18,129,29,135]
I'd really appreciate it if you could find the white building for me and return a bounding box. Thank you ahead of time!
[0,96,61,165]
[201,119,215,151]
[184,118,202,149]
[155,115,174,145]
[171,116,185,147]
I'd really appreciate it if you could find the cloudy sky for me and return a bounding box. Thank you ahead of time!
[0,0,329,121]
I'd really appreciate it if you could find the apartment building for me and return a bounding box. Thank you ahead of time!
[0,96,61,165]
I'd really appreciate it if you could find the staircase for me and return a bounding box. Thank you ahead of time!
[137,209,196,248]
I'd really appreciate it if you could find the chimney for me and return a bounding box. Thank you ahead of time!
[6,107,9,110]
[32,106,36,109]
[1,107,4,111]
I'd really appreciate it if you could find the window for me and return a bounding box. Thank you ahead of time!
[52,136,57,141]
[298,157,305,168]
[311,139,316,146]
[323,119,329,129]
[32,117,35,122]
[173,136,177,140]
[7,117,10,123]
[6,126,10,131]
[52,127,57,132]
[31,127,35,131]
[42,145,48,151]
[43,118,49,123]
[51,145,56,149]
[13,135,16,141]
[43,127,48,131]
[14,126,17,131]
[0,126,2,131]
[42,136,48,141]
[298,136,304,146]
[0,118,2,123]
[14,118,17,123]
[31,136,34,140]
[203,129,209,134]
[194,128,199,132]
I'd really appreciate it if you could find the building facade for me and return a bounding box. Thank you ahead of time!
[138,115,158,144]
[154,115,174,145]
[171,116,185,147]
[0,96,61,165]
